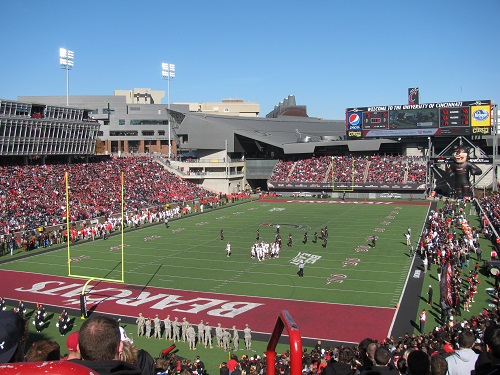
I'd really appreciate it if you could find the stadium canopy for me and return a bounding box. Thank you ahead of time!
[170,110,399,156]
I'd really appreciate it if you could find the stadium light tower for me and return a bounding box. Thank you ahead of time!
[162,62,175,158]
[59,48,74,106]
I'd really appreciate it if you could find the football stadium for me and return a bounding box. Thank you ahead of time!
[0,93,499,375]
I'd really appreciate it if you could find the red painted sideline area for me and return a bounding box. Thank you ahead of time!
[0,269,395,344]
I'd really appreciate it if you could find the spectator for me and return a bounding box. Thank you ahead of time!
[430,354,447,375]
[69,315,141,374]
[0,310,28,364]
[63,331,81,361]
[407,350,430,375]
[360,346,395,375]
[445,330,478,375]
[25,340,60,362]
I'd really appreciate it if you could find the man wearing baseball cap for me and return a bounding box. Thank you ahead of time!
[0,310,27,364]
[62,331,81,361]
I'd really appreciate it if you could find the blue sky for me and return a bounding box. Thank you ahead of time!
[1,0,498,120]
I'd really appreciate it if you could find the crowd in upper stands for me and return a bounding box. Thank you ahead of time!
[0,157,219,237]
[269,155,427,185]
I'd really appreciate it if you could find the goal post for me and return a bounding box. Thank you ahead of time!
[65,171,125,286]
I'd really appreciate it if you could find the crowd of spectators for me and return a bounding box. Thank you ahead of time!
[0,156,219,239]
[287,156,331,183]
[269,155,427,185]
[478,193,500,238]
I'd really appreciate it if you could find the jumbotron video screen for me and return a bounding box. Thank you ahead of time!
[346,100,492,139]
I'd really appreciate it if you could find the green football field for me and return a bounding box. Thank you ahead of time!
[2,199,431,309]
[3,197,495,375]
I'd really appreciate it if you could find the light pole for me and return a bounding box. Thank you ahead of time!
[162,62,175,158]
[59,48,74,106]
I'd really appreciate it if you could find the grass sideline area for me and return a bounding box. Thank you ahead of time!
[1,197,495,374]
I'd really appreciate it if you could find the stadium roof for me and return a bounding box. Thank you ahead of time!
[173,111,398,155]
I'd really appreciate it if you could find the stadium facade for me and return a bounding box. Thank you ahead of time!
[0,98,99,164]
[14,91,500,196]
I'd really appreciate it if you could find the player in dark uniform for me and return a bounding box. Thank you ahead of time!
[313,232,318,243]
[323,237,327,248]
[303,232,308,244]
[287,234,293,247]
[256,229,260,241]
[220,229,224,241]
[371,236,377,248]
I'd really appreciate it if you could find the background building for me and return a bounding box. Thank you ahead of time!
[0,98,99,165]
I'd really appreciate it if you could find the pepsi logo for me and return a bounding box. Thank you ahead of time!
[348,113,361,126]
[473,109,489,122]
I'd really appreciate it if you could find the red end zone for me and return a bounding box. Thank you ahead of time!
[0,269,395,343]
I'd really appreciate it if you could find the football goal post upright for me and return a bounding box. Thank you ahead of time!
[266,310,302,375]
[64,171,125,317]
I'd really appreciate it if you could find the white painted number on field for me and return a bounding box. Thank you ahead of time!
[290,252,322,265]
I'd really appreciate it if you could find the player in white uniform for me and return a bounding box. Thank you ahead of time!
[226,242,231,257]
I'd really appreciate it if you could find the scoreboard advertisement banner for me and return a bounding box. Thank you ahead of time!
[346,100,492,139]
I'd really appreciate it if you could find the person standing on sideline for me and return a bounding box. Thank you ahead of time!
[232,326,239,351]
[226,242,231,257]
[298,261,305,277]
[423,255,428,273]
[476,246,482,261]
[203,322,212,348]
[427,285,433,306]
[243,324,252,350]
[419,309,427,333]
[136,313,146,337]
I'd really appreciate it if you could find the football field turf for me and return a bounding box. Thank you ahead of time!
[1,198,431,344]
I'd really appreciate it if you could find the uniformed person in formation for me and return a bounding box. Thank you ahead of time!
[215,323,223,348]
[154,314,162,339]
[136,313,146,336]
[164,315,172,340]
[145,317,152,338]
[244,324,252,350]
[172,317,181,342]
[182,317,190,342]
[232,325,239,351]
[187,325,197,350]
[197,320,205,346]
[222,328,231,351]
[203,322,213,348]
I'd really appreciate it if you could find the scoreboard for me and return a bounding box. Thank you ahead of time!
[346,100,492,139]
